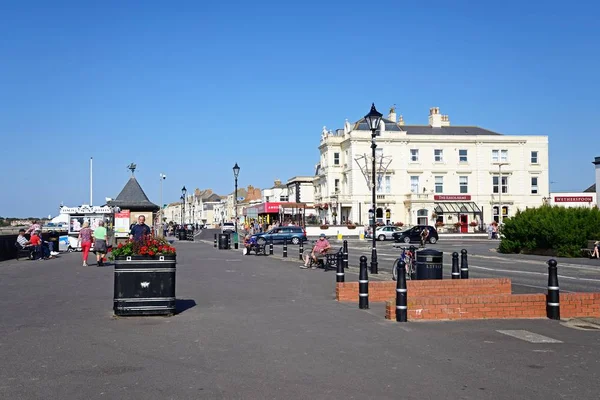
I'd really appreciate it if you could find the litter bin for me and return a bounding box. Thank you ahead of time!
[186,230,194,241]
[113,255,177,316]
[218,233,230,250]
[178,229,186,240]
[415,249,443,280]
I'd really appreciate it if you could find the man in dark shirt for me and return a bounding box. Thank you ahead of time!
[130,215,151,241]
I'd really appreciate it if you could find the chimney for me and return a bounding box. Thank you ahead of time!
[594,157,600,208]
[388,105,396,123]
[398,115,405,126]
[274,179,281,187]
[428,107,450,127]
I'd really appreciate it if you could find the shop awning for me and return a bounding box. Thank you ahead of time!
[434,202,482,214]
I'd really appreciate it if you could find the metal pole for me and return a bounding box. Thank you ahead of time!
[498,164,502,225]
[547,259,560,320]
[452,251,460,279]
[235,176,238,233]
[342,240,348,271]
[283,238,288,258]
[299,240,304,261]
[460,249,469,279]
[359,255,369,309]
[269,236,273,255]
[396,259,407,322]
[370,132,378,274]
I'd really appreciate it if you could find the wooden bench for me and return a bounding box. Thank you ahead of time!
[245,242,267,256]
[310,247,342,271]
[581,240,599,258]
[14,242,34,260]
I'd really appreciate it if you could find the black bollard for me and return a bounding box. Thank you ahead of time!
[452,252,460,279]
[299,241,304,261]
[234,233,238,250]
[283,238,288,258]
[213,234,217,248]
[269,237,274,255]
[359,255,369,309]
[460,249,469,279]
[336,252,345,283]
[396,259,407,322]
[227,234,231,249]
[343,240,349,270]
[547,259,560,320]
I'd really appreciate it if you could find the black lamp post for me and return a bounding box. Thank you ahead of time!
[180,195,184,225]
[181,186,187,225]
[364,103,382,274]
[233,163,240,233]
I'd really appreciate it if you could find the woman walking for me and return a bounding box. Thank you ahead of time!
[78,221,93,267]
[94,220,108,266]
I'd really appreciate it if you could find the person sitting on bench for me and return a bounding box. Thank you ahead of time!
[16,229,32,249]
[243,235,259,255]
[300,233,331,269]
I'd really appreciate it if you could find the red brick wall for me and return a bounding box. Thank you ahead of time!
[384,292,600,321]
[561,293,600,318]
[336,278,512,303]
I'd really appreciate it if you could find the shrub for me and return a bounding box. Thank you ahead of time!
[499,206,600,257]
[435,221,444,227]
[394,222,404,227]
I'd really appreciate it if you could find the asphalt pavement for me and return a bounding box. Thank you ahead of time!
[1,241,600,399]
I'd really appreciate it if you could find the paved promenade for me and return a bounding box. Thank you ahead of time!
[1,241,600,399]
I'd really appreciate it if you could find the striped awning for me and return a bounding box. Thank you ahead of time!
[434,202,481,214]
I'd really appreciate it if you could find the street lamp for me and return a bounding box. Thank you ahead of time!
[181,186,187,224]
[159,173,166,235]
[221,210,224,224]
[180,195,184,225]
[364,103,382,274]
[233,163,240,233]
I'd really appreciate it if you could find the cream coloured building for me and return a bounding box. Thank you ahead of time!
[314,106,549,230]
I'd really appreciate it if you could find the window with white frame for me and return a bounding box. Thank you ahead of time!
[531,177,538,194]
[459,176,468,193]
[334,179,340,193]
[434,149,443,162]
[501,149,508,161]
[459,149,468,162]
[334,152,340,165]
[385,175,391,194]
[531,151,538,164]
[410,176,419,193]
[492,176,508,194]
[492,149,508,162]
[376,174,391,194]
[434,176,443,193]
[410,149,419,162]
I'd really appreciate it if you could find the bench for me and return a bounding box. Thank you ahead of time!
[309,247,342,271]
[14,242,34,260]
[581,240,599,258]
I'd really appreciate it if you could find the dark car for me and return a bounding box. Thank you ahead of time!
[253,226,307,245]
[392,225,439,244]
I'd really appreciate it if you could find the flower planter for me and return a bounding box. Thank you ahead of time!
[113,254,177,316]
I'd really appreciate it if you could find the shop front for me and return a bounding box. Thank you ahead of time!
[243,202,310,227]
[432,195,483,232]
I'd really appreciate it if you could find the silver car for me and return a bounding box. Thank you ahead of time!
[374,226,403,241]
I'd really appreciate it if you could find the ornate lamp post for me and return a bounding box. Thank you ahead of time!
[233,163,240,233]
[181,186,187,225]
[179,195,184,225]
[364,103,382,274]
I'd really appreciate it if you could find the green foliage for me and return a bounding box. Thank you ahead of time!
[499,206,600,257]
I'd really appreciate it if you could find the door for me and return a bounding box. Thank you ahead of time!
[460,215,468,233]
[410,227,421,241]
[270,228,282,243]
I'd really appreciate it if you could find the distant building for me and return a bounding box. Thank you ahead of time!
[315,106,549,229]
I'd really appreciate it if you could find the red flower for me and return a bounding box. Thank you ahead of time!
[118,243,123,249]
[148,250,155,256]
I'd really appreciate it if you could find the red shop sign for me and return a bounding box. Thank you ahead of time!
[434,195,471,201]
[554,196,593,203]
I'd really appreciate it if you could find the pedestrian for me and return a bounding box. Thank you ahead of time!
[487,223,493,240]
[93,220,108,266]
[420,226,429,247]
[78,222,93,266]
[130,215,151,241]
[492,223,498,239]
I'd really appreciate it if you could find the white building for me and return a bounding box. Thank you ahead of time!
[314,106,549,230]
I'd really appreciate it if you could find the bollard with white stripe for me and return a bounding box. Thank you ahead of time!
[460,249,469,279]
[213,234,217,248]
[547,259,560,320]
[269,237,274,255]
[452,252,460,279]
[299,240,304,260]
[336,251,345,283]
[359,255,369,309]
[283,238,288,258]
[343,240,349,270]
[396,259,407,322]
[227,234,231,249]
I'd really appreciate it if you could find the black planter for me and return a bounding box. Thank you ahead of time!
[113,254,176,316]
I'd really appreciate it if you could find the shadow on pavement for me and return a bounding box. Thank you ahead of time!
[176,299,197,314]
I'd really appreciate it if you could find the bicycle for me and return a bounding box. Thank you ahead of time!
[392,246,417,281]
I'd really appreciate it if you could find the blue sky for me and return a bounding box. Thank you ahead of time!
[1,0,598,217]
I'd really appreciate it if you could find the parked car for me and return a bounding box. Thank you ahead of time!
[221,222,235,233]
[252,226,307,245]
[367,226,404,241]
[392,225,439,244]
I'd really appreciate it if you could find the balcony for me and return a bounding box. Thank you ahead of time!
[405,193,432,202]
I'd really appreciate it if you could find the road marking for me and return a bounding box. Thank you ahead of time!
[497,330,562,343]
[470,265,600,282]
